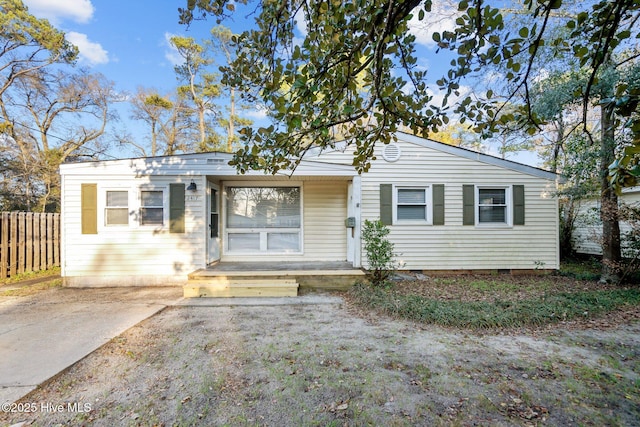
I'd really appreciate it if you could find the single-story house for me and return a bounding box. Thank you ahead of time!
[59,132,561,288]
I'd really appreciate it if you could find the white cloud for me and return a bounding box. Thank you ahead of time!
[66,32,109,65]
[294,8,308,37]
[164,33,184,66]
[245,106,269,120]
[409,1,460,49]
[426,83,472,110]
[24,0,94,24]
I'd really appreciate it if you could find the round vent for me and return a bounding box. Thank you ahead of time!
[382,143,401,162]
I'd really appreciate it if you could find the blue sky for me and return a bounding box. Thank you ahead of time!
[21,0,455,99]
[23,0,227,93]
[21,0,540,166]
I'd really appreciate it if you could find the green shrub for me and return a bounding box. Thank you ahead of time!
[361,219,398,286]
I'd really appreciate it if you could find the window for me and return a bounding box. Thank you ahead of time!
[477,187,509,225]
[140,190,164,225]
[210,188,219,238]
[225,186,302,253]
[394,187,430,223]
[105,191,128,226]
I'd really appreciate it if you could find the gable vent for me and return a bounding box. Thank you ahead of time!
[382,143,401,162]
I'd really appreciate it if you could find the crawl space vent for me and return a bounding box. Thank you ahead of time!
[382,143,401,162]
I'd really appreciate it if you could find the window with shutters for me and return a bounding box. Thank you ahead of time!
[140,190,164,226]
[105,191,129,226]
[83,185,177,231]
[476,186,511,226]
[394,186,431,224]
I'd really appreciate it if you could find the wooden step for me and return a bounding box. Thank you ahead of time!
[183,278,299,298]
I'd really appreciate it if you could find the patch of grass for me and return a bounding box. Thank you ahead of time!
[557,258,602,281]
[566,362,640,419]
[0,278,62,296]
[0,266,60,285]
[349,282,640,329]
[410,364,433,388]
[572,364,619,387]
[468,279,519,293]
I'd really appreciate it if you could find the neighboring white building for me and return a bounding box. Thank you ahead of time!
[59,132,561,287]
[572,186,640,257]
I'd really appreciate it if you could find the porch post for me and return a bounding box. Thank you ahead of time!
[351,176,362,267]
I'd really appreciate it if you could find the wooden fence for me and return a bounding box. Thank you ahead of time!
[0,212,60,280]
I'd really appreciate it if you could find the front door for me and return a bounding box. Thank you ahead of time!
[207,182,221,263]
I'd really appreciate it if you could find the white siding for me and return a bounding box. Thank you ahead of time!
[61,174,206,286]
[573,188,640,256]
[303,181,348,260]
[314,137,560,271]
[572,199,602,256]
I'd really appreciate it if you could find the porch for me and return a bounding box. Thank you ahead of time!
[184,261,366,298]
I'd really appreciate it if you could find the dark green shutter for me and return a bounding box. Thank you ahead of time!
[462,185,475,226]
[433,184,445,225]
[380,184,393,225]
[513,185,525,225]
[81,183,98,234]
[170,183,185,233]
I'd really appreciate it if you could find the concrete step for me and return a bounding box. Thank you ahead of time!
[183,278,299,298]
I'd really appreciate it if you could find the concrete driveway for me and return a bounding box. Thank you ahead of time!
[0,285,183,404]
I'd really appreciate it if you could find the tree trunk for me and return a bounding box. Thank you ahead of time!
[198,106,206,147]
[151,119,157,157]
[228,87,235,152]
[551,118,564,174]
[599,101,621,283]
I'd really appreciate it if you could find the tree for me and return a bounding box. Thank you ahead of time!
[485,104,536,160]
[160,93,198,155]
[0,68,118,211]
[125,88,197,156]
[0,0,78,102]
[511,62,634,280]
[0,0,105,212]
[531,61,640,281]
[125,88,198,156]
[171,35,222,151]
[0,127,41,210]
[427,121,484,151]
[129,88,173,156]
[182,0,438,173]
[599,85,622,282]
[210,25,254,152]
[179,0,639,175]
[529,71,588,174]
[168,28,253,154]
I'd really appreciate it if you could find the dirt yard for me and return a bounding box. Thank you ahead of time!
[1,277,639,426]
